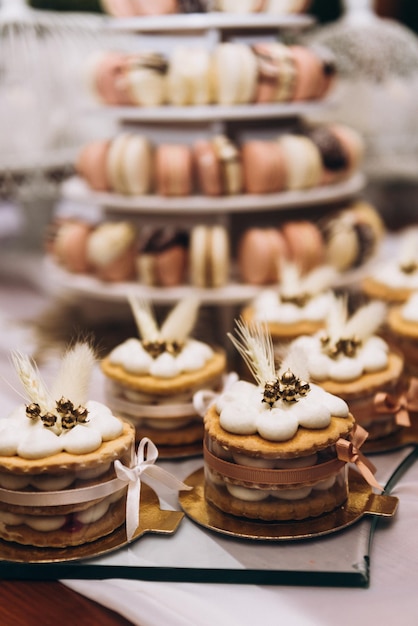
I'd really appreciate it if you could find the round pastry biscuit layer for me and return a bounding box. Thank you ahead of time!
[205,474,347,521]
[101,350,226,396]
[241,306,325,341]
[204,405,355,460]
[362,276,414,304]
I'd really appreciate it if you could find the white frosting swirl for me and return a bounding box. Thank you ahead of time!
[0,401,124,460]
[291,334,389,383]
[216,379,348,442]
[370,262,418,290]
[109,338,214,378]
[402,292,418,322]
[252,289,333,325]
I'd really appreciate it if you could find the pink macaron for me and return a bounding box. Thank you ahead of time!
[281,220,325,274]
[101,0,179,16]
[155,144,193,196]
[94,51,133,106]
[52,220,93,274]
[237,227,290,285]
[290,45,326,101]
[76,140,111,192]
[100,0,136,17]
[241,140,287,194]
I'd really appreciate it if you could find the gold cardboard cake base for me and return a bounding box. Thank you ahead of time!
[179,468,398,541]
[0,484,184,564]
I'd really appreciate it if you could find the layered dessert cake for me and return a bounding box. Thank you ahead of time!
[291,296,407,441]
[102,296,226,454]
[241,262,337,346]
[203,319,379,522]
[362,227,418,304]
[0,343,135,548]
[387,291,418,378]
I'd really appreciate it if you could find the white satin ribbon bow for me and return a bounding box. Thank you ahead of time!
[193,372,239,417]
[114,437,192,542]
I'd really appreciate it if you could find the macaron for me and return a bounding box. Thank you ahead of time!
[189,225,230,288]
[303,125,352,185]
[131,0,179,14]
[252,42,296,103]
[241,140,287,194]
[328,123,365,177]
[125,52,168,106]
[193,135,242,196]
[86,221,138,282]
[210,42,258,105]
[92,51,133,106]
[237,227,290,285]
[155,144,193,196]
[106,133,153,195]
[278,133,323,190]
[213,0,266,11]
[102,0,180,16]
[76,140,111,192]
[281,220,325,274]
[100,0,136,17]
[289,45,326,102]
[265,0,313,15]
[137,227,189,287]
[52,220,93,274]
[166,47,213,106]
[320,201,385,272]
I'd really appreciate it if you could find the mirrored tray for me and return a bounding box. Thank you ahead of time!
[60,173,365,215]
[0,446,415,587]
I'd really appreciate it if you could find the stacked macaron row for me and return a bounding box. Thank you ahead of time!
[47,220,230,288]
[238,201,385,285]
[87,41,334,108]
[76,124,363,198]
[100,0,311,17]
[47,201,384,286]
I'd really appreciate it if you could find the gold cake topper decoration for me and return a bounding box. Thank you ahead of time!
[227,318,311,410]
[12,343,95,435]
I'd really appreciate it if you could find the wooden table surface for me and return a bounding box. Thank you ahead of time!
[0,581,134,626]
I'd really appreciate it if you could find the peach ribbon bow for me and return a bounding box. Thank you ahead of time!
[336,424,382,491]
[374,377,418,427]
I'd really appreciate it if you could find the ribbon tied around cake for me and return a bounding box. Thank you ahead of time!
[374,377,418,428]
[114,437,192,542]
[336,424,382,491]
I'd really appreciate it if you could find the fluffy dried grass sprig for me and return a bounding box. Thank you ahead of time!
[227,318,276,386]
[128,293,200,343]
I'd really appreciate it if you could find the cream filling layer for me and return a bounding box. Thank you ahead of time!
[0,491,123,532]
[207,470,338,502]
[0,462,112,491]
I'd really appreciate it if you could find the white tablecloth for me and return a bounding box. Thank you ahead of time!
[0,262,417,626]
